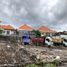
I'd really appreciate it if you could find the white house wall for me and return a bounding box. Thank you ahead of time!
[2,30,15,35]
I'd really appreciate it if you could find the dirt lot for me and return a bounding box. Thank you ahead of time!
[0,42,67,67]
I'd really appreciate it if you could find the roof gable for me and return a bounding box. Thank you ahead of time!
[1,25,15,30]
[19,24,34,31]
[39,26,54,33]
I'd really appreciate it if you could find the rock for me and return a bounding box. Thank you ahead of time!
[55,56,60,60]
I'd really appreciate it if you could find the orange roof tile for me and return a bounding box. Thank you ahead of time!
[19,24,34,31]
[39,26,54,33]
[1,25,15,30]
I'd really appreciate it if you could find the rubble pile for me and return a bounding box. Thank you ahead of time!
[25,46,67,63]
[0,43,67,67]
[0,43,35,66]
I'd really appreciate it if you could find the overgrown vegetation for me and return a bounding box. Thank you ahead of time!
[25,60,60,67]
[25,63,56,67]
[52,60,61,66]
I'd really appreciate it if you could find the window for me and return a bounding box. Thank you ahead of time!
[3,31,5,33]
[64,39,67,42]
[46,39,50,42]
[7,31,10,34]
[42,32,44,35]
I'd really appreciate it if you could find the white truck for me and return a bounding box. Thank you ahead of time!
[45,36,53,46]
[45,34,67,46]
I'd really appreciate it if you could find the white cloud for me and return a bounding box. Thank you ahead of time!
[0,0,67,31]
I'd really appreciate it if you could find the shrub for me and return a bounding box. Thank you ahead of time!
[52,60,60,66]
[0,28,3,34]
[25,64,38,67]
[25,62,57,67]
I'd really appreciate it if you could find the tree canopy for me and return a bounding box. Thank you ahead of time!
[32,30,41,37]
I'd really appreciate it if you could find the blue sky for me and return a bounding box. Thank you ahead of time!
[0,0,67,31]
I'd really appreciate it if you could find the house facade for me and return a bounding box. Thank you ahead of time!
[0,25,16,36]
[18,24,35,38]
[38,26,55,36]
[0,24,56,37]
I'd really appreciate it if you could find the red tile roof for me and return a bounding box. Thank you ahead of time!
[39,26,54,33]
[0,25,15,30]
[19,24,34,31]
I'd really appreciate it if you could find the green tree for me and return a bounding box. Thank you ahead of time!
[32,30,41,37]
[0,29,3,34]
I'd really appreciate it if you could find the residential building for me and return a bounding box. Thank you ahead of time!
[38,26,55,36]
[0,25,16,36]
[18,24,35,38]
